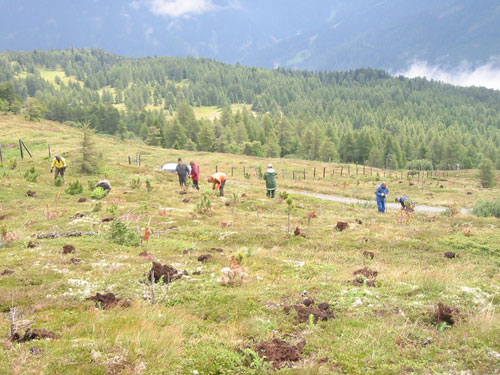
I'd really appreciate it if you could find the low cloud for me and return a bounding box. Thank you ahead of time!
[139,0,239,18]
[400,60,500,91]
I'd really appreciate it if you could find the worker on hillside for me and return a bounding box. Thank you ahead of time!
[375,182,389,213]
[94,179,112,196]
[175,158,189,188]
[263,163,277,198]
[190,161,200,190]
[51,155,67,180]
[208,172,227,196]
[395,196,415,212]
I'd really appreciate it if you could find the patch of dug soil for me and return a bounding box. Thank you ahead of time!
[1,269,15,275]
[78,197,87,203]
[336,222,349,231]
[62,244,75,254]
[0,214,8,220]
[353,267,378,278]
[101,217,114,222]
[284,302,335,323]
[444,252,457,259]
[255,338,305,369]
[12,329,56,342]
[294,227,306,237]
[197,254,212,262]
[434,302,459,325]
[70,258,82,265]
[27,241,38,248]
[182,198,190,203]
[26,190,36,197]
[87,293,131,310]
[363,251,374,259]
[149,262,182,283]
[30,347,44,356]
[349,275,376,287]
[211,247,224,253]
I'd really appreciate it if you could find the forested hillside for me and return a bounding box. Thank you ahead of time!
[1,48,500,170]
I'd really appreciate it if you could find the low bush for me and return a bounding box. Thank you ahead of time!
[91,186,107,199]
[110,219,140,246]
[65,180,83,195]
[473,200,500,218]
[54,176,64,186]
[24,166,40,182]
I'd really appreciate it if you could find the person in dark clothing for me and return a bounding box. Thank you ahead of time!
[190,161,200,190]
[175,158,189,188]
[395,196,415,212]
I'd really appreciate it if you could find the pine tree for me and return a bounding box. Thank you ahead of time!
[478,158,496,188]
[80,121,100,174]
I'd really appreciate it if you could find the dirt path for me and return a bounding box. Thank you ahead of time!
[286,190,471,214]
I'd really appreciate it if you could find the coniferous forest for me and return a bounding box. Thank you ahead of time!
[1,48,500,170]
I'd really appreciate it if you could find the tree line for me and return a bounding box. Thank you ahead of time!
[1,48,500,170]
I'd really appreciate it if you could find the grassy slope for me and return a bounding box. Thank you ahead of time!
[0,115,499,375]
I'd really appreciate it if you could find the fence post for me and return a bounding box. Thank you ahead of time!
[371,167,372,176]
[19,139,24,159]
[293,171,295,180]
[21,140,33,158]
[243,166,246,176]
[128,155,132,165]
[363,166,365,175]
[313,168,316,178]
[348,165,350,175]
[340,167,343,176]
[48,144,51,158]
[231,167,234,177]
[303,169,306,180]
[323,167,326,178]
[356,164,358,175]
[0,144,3,165]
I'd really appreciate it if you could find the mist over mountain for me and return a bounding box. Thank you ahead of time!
[1,0,499,84]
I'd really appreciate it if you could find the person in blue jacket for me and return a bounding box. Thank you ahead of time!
[375,182,389,213]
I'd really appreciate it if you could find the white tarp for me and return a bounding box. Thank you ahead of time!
[159,163,191,174]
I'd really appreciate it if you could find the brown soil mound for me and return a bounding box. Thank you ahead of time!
[0,214,8,220]
[182,198,190,203]
[435,302,459,325]
[179,191,187,195]
[149,262,182,283]
[211,247,224,253]
[198,254,212,262]
[62,244,75,254]
[101,217,114,222]
[354,267,378,278]
[1,269,15,275]
[30,347,44,356]
[355,219,363,225]
[78,197,87,203]
[294,227,306,237]
[27,241,38,248]
[349,276,376,287]
[225,201,231,206]
[284,304,335,323]
[336,222,349,231]
[70,258,82,265]
[444,252,457,259]
[26,190,36,197]
[12,329,56,342]
[303,298,314,307]
[363,251,374,259]
[87,292,131,310]
[255,338,305,369]
[73,212,86,218]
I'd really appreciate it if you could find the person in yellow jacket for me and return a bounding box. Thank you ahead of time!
[207,172,227,196]
[51,155,67,180]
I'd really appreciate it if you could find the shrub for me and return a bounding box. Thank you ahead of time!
[54,176,64,186]
[477,158,496,188]
[473,200,500,218]
[91,186,107,199]
[24,166,40,182]
[146,179,153,192]
[110,219,140,246]
[65,180,83,195]
[130,177,141,189]
[196,195,212,214]
[406,159,434,171]
[9,159,17,170]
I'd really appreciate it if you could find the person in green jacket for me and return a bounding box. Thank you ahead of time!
[263,164,278,198]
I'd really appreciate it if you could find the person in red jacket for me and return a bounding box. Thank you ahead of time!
[208,172,227,196]
[189,161,200,190]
